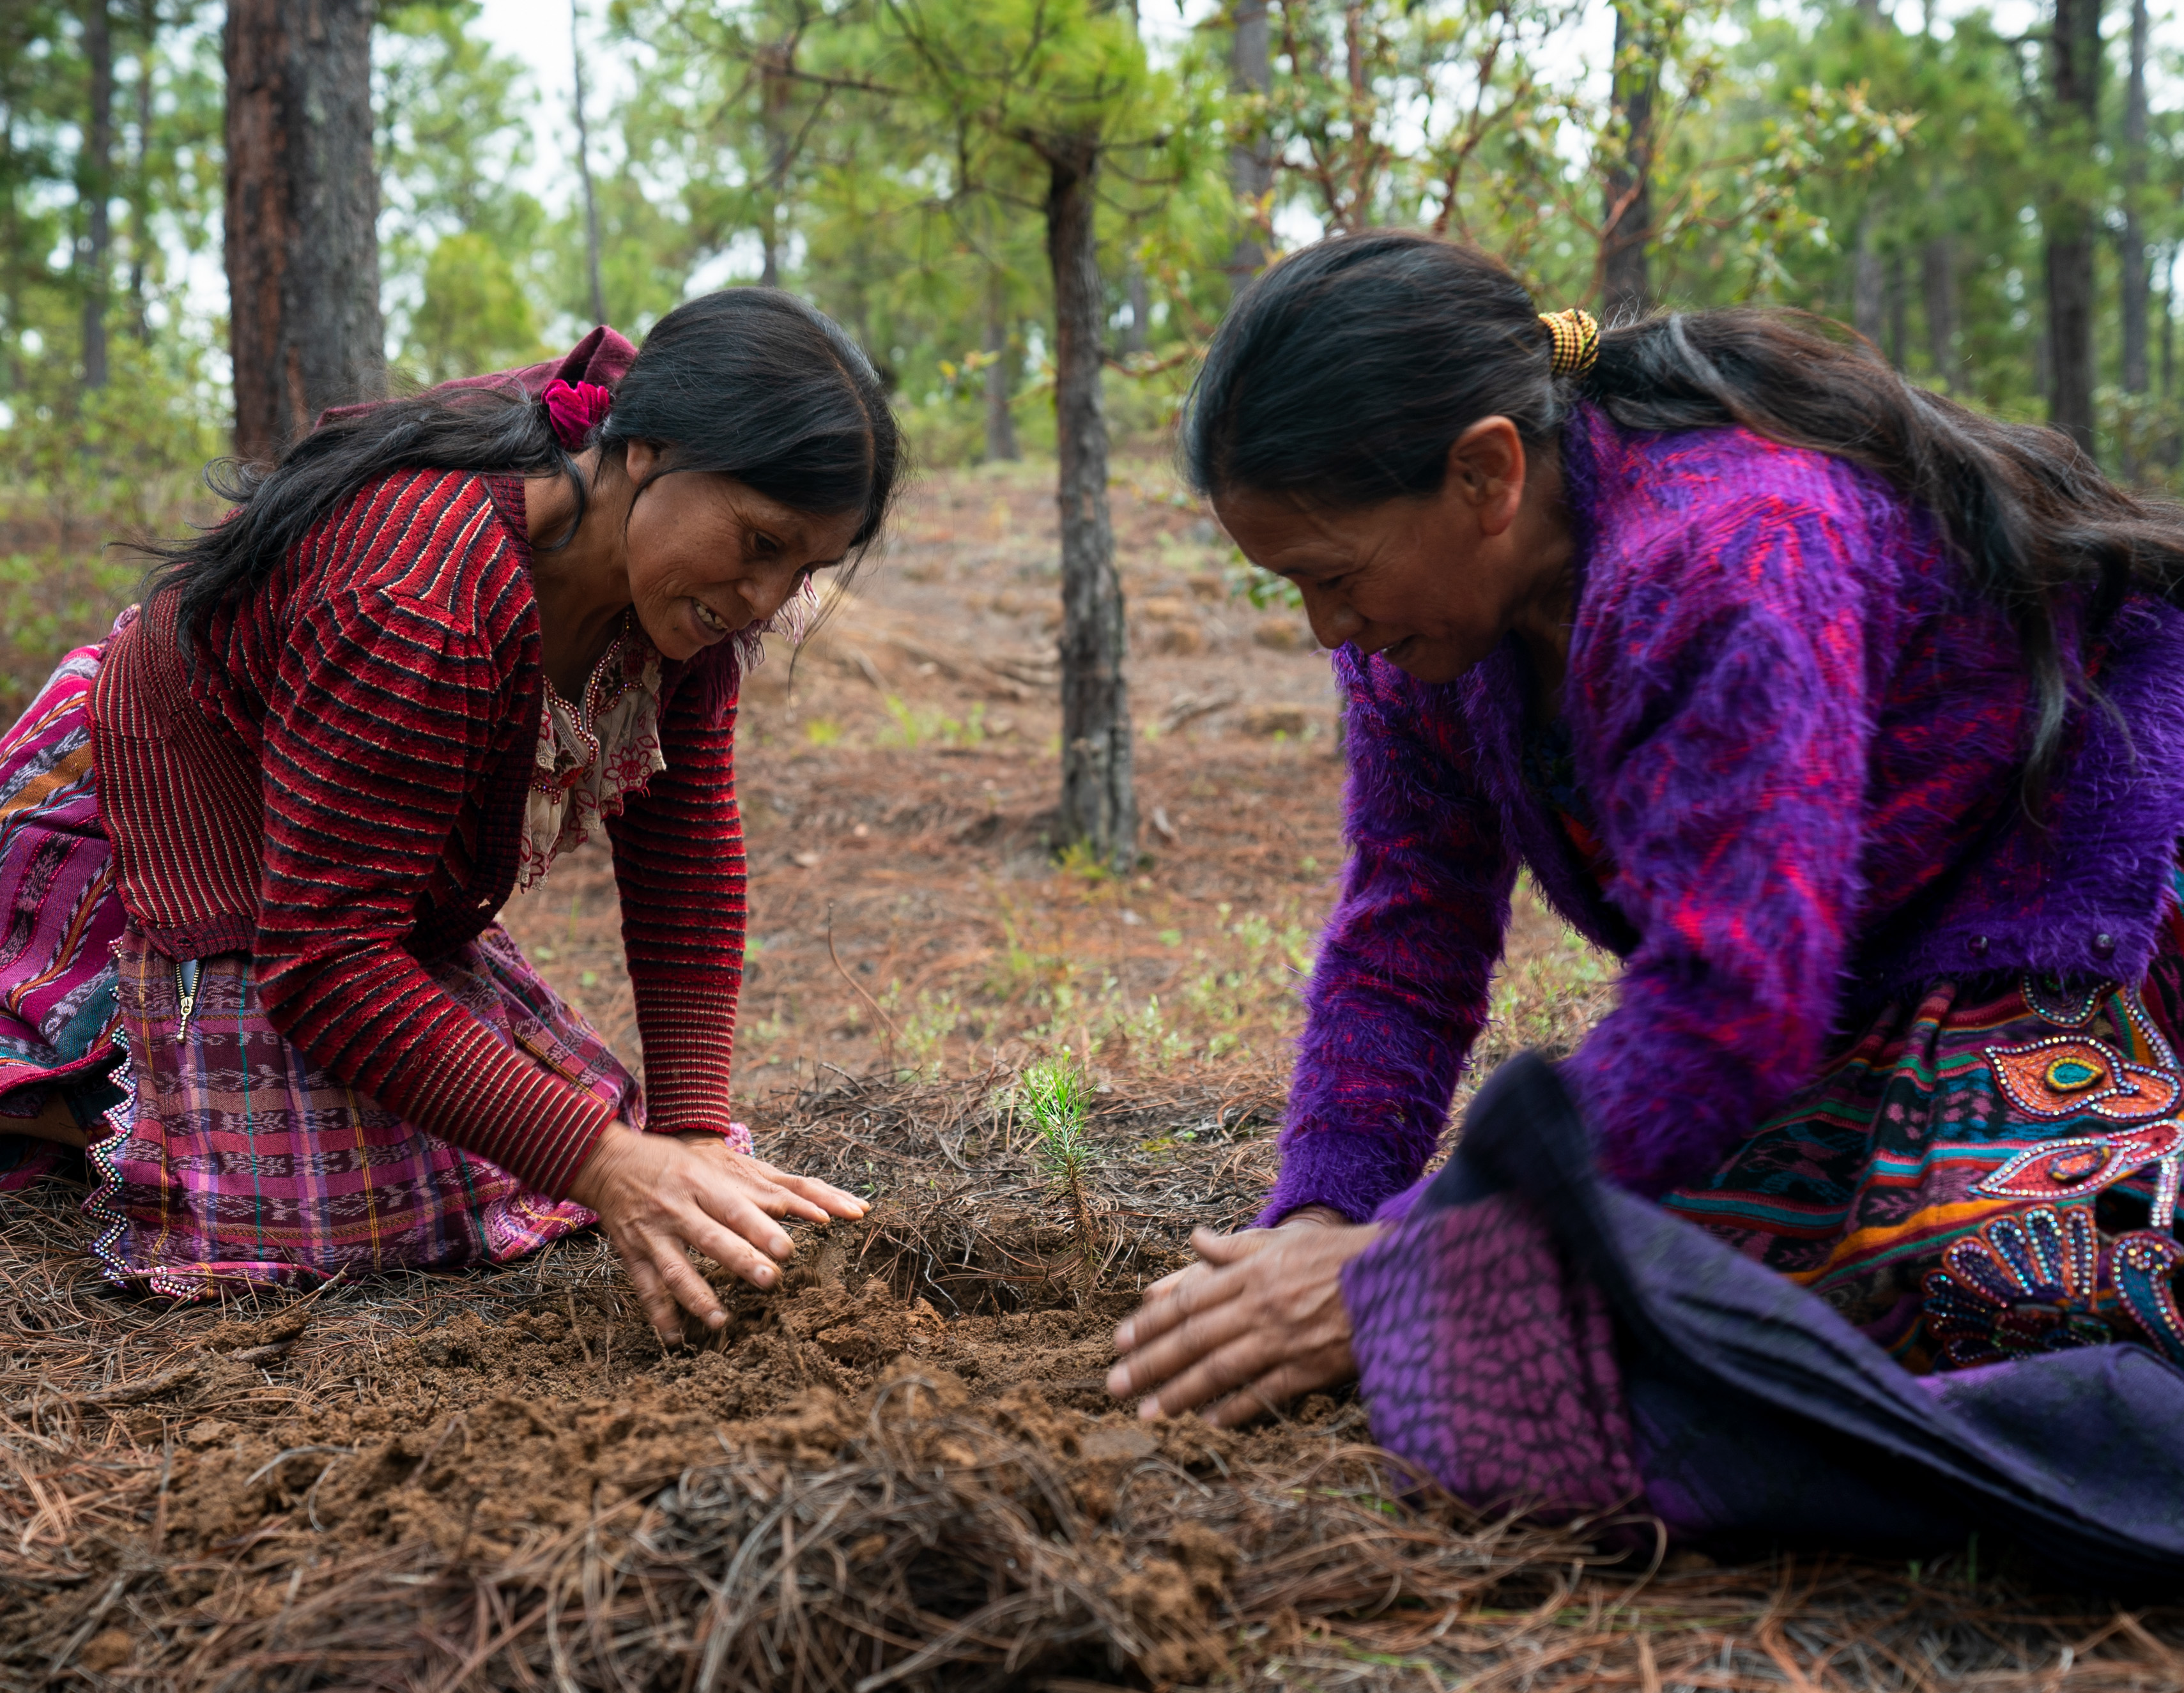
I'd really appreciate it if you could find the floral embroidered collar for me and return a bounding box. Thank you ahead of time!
[519,619,666,890]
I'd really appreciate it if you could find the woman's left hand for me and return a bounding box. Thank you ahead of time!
[1105,1219,1381,1427]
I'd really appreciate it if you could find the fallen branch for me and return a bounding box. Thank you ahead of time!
[1158,688,1239,734]
[38,1361,203,1412]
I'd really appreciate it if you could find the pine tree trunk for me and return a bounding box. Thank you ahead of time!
[1,89,19,398]
[1852,208,1884,346]
[758,39,792,291]
[571,0,608,325]
[2164,249,2181,471]
[128,0,153,342]
[1121,264,1149,356]
[1226,0,1272,284]
[224,0,385,463]
[2164,247,2176,401]
[1921,234,1960,391]
[1046,139,1135,874]
[79,0,112,391]
[1886,247,1908,370]
[983,277,1017,463]
[2044,0,2100,458]
[1601,0,1655,318]
[2119,0,2150,397]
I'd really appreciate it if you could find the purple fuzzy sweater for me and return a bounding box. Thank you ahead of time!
[1263,406,2184,1223]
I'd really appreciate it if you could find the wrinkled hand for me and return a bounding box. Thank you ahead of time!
[1132,1204,1348,1301]
[1107,1212,1380,1428]
[569,1124,868,1340]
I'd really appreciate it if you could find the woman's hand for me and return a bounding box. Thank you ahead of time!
[1106,1213,1381,1429]
[1132,1203,1350,1300]
[568,1123,868,1341]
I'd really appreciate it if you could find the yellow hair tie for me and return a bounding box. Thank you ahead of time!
[1537,309,1601,380]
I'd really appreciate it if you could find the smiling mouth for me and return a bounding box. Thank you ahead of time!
[692,599,729,636]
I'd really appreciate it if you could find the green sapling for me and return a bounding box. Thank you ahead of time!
[1020,1050,1100,1270]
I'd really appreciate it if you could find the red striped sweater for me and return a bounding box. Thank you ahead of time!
[89,468,743,1197]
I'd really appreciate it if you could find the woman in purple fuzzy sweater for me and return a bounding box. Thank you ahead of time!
[1109,234,2184,1573]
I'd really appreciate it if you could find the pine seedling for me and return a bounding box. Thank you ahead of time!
[1020,1051,1100,1275]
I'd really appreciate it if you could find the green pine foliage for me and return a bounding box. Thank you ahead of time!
[6,0,2184,502]
[1020,1050,1102,1267]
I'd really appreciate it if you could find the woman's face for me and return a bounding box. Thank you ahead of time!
[1211,417,1569,686]
[621,441,864,661]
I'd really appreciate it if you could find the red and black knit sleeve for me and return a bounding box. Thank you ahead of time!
[249,493,620,1198]
[604,668,744,1135]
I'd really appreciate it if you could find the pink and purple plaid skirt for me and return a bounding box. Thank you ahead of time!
[0,637,682,1297]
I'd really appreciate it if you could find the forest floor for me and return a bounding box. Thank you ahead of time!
[3,458,2182,1689]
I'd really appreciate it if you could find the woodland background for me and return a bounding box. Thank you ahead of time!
[11,17,2184,1684]
[4,0,2182,496]
[1,0,2180,869]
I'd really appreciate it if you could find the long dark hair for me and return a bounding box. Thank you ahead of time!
[1182,231,2184,793]
[149,287,901,643]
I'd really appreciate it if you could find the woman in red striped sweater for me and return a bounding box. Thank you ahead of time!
[0,289,892,1340]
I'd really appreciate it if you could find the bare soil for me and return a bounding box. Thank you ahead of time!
[4,461,2180,1689]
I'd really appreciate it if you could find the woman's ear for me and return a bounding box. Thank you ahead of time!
[622,440,663,484]
[1443,417,1526,537]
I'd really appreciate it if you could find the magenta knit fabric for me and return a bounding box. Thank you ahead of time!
[1341,1186,1643,1519]
[1265,408,2184,1221]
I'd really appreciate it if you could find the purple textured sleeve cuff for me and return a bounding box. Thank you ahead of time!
[1254,1129,1435,1227]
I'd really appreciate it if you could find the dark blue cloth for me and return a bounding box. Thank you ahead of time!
[1421,1053,2184,1589]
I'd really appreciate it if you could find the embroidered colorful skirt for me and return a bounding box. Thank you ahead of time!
[1340,857,2184,1568]
[0,643,130,1191]
[0,640,654,1297]
[1663,952,2184,1374]
[1344,1054,2184,1584]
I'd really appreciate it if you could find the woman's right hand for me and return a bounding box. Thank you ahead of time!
[567,1123,868,1340]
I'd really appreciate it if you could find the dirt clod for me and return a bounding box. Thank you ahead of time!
[77,1629,134,1673]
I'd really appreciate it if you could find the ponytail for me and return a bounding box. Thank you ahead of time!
[145,388,578,639]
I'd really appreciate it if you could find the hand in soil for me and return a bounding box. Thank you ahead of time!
[567,1124,868,1341]
[1105,1215,1380,1428]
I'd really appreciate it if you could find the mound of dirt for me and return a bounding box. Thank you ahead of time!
[150,1221,1219,1575]
[17,1204,1509,1692]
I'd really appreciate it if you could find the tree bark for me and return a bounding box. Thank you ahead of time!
[1,48,20,399]
[224,0,385,464]
[79,0,112,390]
[1886,247,1907,370]
[2043,0,2100,458]
[1046,139,1135,874]
[982,276,1017,463]
[127,0,153,342]
[1600,0,1656,318]
[757,38,793,291]
[2120,0,2150,396]
[2164,245,2176,401]
[1921,234,1960,390]
[1852,208,1884,347]
[1121,263,1150,356]
[571,0,609,323]
[1225,0,1272,284]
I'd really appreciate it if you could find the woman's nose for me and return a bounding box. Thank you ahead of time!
[741,563,803,625]
[1303,590,1358,650]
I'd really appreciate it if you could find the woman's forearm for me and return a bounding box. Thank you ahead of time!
[1258,650,1514,1224]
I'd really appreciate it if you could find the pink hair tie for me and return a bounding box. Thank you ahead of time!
[541,378,612,449]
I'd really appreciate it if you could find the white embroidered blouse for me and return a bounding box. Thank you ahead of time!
[519,621,666,890]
